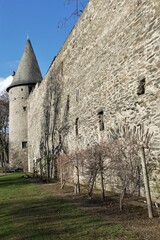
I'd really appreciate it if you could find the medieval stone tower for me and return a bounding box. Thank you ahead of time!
[7,39,42,170]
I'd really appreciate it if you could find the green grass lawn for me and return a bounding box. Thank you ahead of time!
[0,173,137,240]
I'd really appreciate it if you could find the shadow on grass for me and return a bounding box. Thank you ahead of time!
[0,196,111,240]
[0,174,138,240]
[0,173,32,188]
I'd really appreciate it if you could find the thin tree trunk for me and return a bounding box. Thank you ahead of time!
[40,159,43,180]
[75,165,80,194]
[47,163,50,183]
[119,186,126,211]
[54,157,58,179]
[60,162,66,189]
[139,146,153,218]
[60,159,63,188]
[88,170,97,199]
[3,148,6,175]
[50,159,54,179]
[137,165,141,197]
[100,168,105,202]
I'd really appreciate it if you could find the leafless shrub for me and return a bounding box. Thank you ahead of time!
[69,150,85,194]
[107,121,154,217]
[57,153,71,189]
[82,142,111,201]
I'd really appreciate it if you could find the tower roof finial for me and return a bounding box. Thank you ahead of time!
[27,33,30,41]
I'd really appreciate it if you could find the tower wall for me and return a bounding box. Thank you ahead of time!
[9,85,29,170]
[7,39,42,171]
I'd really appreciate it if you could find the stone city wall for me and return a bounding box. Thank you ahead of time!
[28,0,160,198]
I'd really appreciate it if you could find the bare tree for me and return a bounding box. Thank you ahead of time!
[38,74,62,181]
[57,153,70,189]
[108,121,154,217]
[69,150,84,194]
[58,0,88,28]
[37,63,70,181]
[83,142,109,201]
[107,135,140,210]
[0,91,9,173]
[136,124,154,218]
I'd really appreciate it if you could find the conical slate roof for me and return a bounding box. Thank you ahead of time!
[7,39,42,91]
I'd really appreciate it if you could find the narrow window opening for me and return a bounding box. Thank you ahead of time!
[75,118,79,136]
[23,106,27,111]
[22,141,27,149]
[21,88,23,91]
[137,77,145,95]
[98,111,104,131]
[67,95,70,110]
[59,132,62,144]
[61,62,63,76]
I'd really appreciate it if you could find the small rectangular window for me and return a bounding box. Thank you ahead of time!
[23,106,27,111]
[59,133,62,143]
[98,111,104,131]
[67,95,70,110]
[75,118,79,136]
[137,77,145,95]
[22,141,27,149]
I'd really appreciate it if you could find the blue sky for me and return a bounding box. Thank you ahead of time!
[0,0,88,89]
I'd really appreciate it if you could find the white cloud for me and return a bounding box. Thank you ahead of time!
[0,76,13,93]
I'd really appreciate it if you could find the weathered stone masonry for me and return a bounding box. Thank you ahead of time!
[9,0,160,198]
[7,40,42,171]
